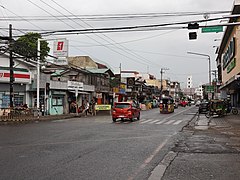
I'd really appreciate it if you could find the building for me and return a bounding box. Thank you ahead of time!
[195,84,204,99]
[0,54,33,110]
[216,0,240,107]
[169,81,181,100]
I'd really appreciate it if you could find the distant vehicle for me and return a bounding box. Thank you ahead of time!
[112,102,140,122]
[190,100,195,106]
[173,99,179,109]
[198,100,209,114]
[159,97,174,113]
[196,100,201,106]
[179,100,188,107]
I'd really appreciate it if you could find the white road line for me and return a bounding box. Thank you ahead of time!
[148,119,161,124]
[140,119,154,124]
[155,119,168,125]
[173,120,182,125]
[164,120,175,125]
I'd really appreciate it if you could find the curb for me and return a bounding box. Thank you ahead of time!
[148,151,177,180]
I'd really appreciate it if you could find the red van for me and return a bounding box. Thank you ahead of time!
[112,102,140,122]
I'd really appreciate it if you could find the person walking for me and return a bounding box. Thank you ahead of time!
[85,100,90,117]
[91,97,96,116]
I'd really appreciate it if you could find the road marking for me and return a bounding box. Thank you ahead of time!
[140,119,154,124]
[148,119,161,124]
[164,120,175,125]
[155,119,168,124]
[128,138,169,180]
[173,120,182,125]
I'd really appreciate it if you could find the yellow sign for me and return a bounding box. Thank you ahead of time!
[120,84,126,89]
[95,104,111,111]
[113,87,119,93]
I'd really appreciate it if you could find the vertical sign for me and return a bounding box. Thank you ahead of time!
[53,39,69,57]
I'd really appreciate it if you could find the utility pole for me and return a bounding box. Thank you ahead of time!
[212,70,218,99]
[160,68,169,98]
[9,24,14,109]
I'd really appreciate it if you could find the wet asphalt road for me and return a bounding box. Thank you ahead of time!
[0,106,197,180]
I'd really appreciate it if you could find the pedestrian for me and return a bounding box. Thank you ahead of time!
[91,97,96,116]
[85,100,90,117]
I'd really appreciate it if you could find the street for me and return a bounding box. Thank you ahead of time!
[0,106,197,180]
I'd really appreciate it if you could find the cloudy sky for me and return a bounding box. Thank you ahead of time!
[0,0,234,87]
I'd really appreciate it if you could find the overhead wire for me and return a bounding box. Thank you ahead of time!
[0,10,230,22]
[48,0,172,68]
[41,0,157,67]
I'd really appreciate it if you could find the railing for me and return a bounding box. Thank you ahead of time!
[0,108,34,121]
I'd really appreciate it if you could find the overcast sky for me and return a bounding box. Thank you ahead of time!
[0,0,235,87]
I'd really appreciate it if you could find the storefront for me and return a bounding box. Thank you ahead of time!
[0,56,31,110]
[216,2,240,107]
[49,90,66,115]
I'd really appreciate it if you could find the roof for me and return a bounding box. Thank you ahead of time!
[87,68,114,77]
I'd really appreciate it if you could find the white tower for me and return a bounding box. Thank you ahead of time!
[187,75,193,88]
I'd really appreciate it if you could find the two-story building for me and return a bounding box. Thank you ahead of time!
[216,0,240,107]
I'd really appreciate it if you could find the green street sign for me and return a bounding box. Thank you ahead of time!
[202,26,223,33]
[205,85,214,93]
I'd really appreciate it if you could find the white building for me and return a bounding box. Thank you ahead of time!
[195,84,204,99]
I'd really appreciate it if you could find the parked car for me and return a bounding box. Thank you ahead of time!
[198,100,210,114]
[112,102,140,122]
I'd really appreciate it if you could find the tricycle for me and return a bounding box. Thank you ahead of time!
[205,99,226,118]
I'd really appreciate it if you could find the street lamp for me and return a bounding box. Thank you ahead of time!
[187,52,211,86]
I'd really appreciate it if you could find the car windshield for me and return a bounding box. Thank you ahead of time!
[115,103,131,108]
[161,99,173,104]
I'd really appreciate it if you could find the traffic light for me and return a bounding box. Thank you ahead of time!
[46,82,50,94]
[189,32,197,40]
[188,23,199,29]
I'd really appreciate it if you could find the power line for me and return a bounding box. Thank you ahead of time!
[0,10,230,21]
[44,0,160,68]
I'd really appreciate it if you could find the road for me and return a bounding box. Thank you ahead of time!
[0,106,198,180]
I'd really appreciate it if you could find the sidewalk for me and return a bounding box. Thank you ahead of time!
[149,113,240,180]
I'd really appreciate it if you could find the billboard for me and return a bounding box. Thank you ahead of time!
[53,39,68,57]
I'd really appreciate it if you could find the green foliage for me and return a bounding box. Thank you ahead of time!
[110,77,120,88]
[13,32,50,60]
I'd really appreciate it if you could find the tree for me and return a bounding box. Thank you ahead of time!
[13,32,50,61]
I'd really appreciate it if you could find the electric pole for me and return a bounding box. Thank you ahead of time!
[9,24,14,109]
[160,68,169,98]
[212,70,218,99]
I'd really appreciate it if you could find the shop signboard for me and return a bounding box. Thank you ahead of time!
[95,104,111,111]
[53,39,69,57]
[0,66,30,83]
[227,58,236,73]
[67,80,83,90]
[96,93,102,99]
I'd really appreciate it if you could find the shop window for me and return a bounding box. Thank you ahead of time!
[0,93,24,108]
[52,97,63,106]
[14,95,24,107]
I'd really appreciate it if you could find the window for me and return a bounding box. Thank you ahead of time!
[0,93,24,108]
[52,97,63,106]
[115,103,130,108]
